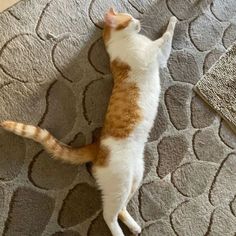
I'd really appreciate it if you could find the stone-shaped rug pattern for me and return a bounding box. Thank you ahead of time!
[0,0,235,235]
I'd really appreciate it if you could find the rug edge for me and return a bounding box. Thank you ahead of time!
[194,85,236,134]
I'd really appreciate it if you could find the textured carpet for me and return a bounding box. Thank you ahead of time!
[195,43,236,134]
[0,0,236,236]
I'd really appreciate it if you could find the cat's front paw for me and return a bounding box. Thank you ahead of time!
[170,16,178,24]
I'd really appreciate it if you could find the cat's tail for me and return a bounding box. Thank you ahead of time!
[0,121,98,165]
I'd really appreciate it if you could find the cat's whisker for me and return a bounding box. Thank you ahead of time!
[141,28,149,35]
[141,24,153,29]
[138,13,160,17]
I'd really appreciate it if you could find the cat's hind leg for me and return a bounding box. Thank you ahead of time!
[118,172,143,235]
[96,165,133,236]
[102,188,131,236]
[117,155,143,234]
[95,142,143,236]
[102,185,141,236]
[118,208,141,235]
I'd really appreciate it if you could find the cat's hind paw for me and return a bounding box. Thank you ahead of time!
[130,224,142,235]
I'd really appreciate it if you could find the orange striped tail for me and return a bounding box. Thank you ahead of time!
[1,121,98,165]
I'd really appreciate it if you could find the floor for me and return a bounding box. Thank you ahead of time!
[0,0,236,235]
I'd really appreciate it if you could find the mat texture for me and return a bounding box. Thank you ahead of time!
[0,0,236,236]
[195,43,236,134]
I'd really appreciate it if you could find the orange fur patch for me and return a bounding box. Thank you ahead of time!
[78,143,99,162]
[94,145,110,166]
[1,120,16,130]
[101,59,142,139]
[34,127,40,140]
[21,123,26,136]
[103,25,111,44]
[50,139,58,150]
[94,59,141,166]
[43,132,51,143]
[116,14,132,30]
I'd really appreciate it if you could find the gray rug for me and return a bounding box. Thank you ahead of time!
[0,0,236,235]
[195,43,236,134]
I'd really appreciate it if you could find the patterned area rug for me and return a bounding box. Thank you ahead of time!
[0,0,236,235]
[195,42,236,134]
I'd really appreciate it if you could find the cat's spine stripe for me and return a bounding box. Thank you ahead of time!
[1,121,96,165]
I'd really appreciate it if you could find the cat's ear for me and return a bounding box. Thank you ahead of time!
[104,8,117,27]
[109,7,117,15]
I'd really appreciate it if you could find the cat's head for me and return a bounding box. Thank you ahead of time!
[103,8,141,44]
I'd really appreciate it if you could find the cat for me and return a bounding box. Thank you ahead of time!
[1,8,177,236]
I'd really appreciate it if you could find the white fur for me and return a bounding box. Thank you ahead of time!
[94,15,177,236]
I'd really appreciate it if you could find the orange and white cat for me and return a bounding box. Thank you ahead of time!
[1,8,177,236]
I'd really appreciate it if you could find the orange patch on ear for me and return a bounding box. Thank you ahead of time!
[116,15,132,30]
